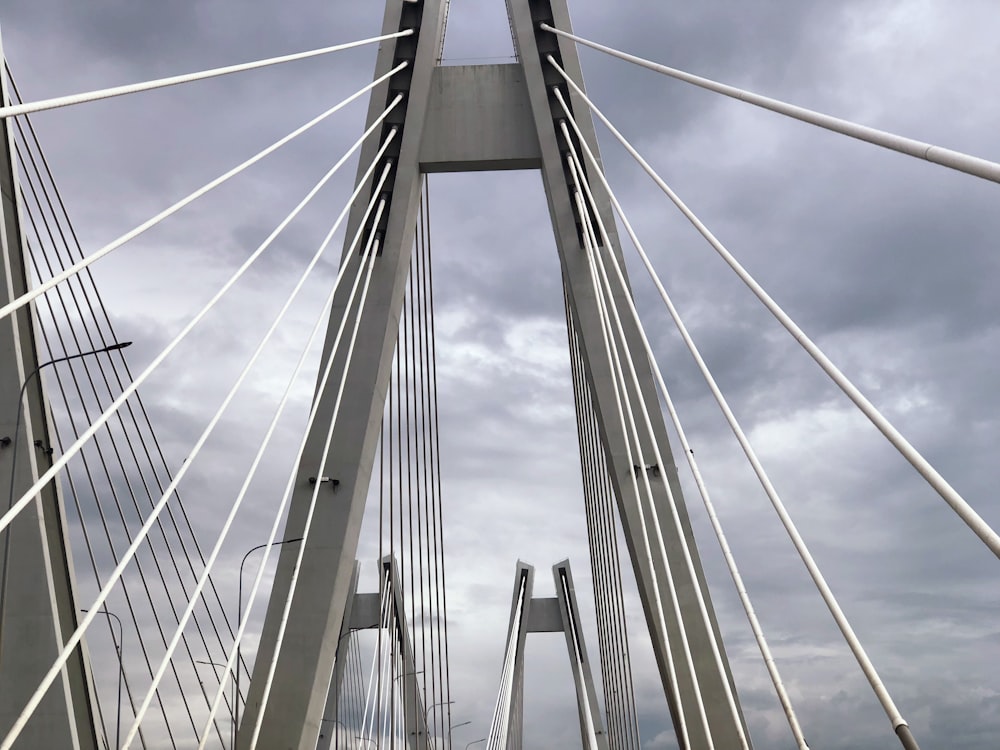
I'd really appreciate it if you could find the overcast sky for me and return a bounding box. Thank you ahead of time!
[3,1,999,749]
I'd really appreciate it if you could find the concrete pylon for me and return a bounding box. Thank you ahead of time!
[491,561,610,750]
[245,1,750,747]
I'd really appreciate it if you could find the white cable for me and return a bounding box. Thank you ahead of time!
[193,158,397,746]
[494,632,516,750]
[574,188,708,749]
[0,31,413,119]
[0,100,401,544]
[488,577,525,750]
[557,91,810,750]
[548,59,918,739]
[359,579,393,750]
[0,61,407,325]
[560,113,747,750]
[0,123,400,750]
[375,605,395,748]
[487,629,516,750]
[396,667,405,749]
[378,624,394,750]
[365,581,393,748]
[569,187,691,748]
[119,109,401,745]
[248,204,387,750]
[540,25,1000,185]
[550,54,999,561]
[497,581,527,750]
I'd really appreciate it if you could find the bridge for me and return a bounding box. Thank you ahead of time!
[0,0,997,748]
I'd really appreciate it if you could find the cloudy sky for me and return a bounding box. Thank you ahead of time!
[3,0,999,749]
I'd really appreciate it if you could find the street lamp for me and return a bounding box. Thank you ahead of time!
[465,738,487,750]
[452,721,471,731]
[81,609,123,750]
[421,699,455,748]
[4,341,133,506]
[195,660,236,749]
[235,536,303,743]
[425,699,454,721]
[0,342,132,640]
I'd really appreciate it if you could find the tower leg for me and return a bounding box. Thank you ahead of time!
[552,561,610,750]
[507,1,752,745]
[237,1,448,747]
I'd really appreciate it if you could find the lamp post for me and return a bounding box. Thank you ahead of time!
[0,342,132,642]
[465,738,487,750]
[82,608,123,750]
[195,660,236,749]
[4,341,133,508]
[235,536,303,743]
[422,700,455,749]
[425,699,454,721]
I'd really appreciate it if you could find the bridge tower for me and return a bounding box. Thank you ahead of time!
[489,561,610,750]
[240,0,751,748]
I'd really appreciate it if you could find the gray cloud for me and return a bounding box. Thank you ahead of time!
[3,1,998,749]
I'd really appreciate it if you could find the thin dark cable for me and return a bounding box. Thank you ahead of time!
[418,178,442,746]
[7,131,133,750]
[565,301,623,748]
[388,311,396,746]
[8,82,253,712]
[422,175,448,748]
[587,323,643,750]
[578,339,629,750]
[413,188,431,743]
[565,287,642,750]
[352,633,364,743]
[357,633,367,739]
[402,241,419,734]
[588,289,644,750]
[15,142,235,742]
[19,176,233,747]
[395,299,405,744]
[567,300,620,748]
[20,318,152,750]
[19,210,194,744]
[423,175,453,749]
[587,376,633,749]
[377,360,385,750]
[5,64,252,689]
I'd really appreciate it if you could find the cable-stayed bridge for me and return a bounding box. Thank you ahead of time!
[0,0,997,748]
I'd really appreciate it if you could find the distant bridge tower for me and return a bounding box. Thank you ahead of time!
[488,561,610,750]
